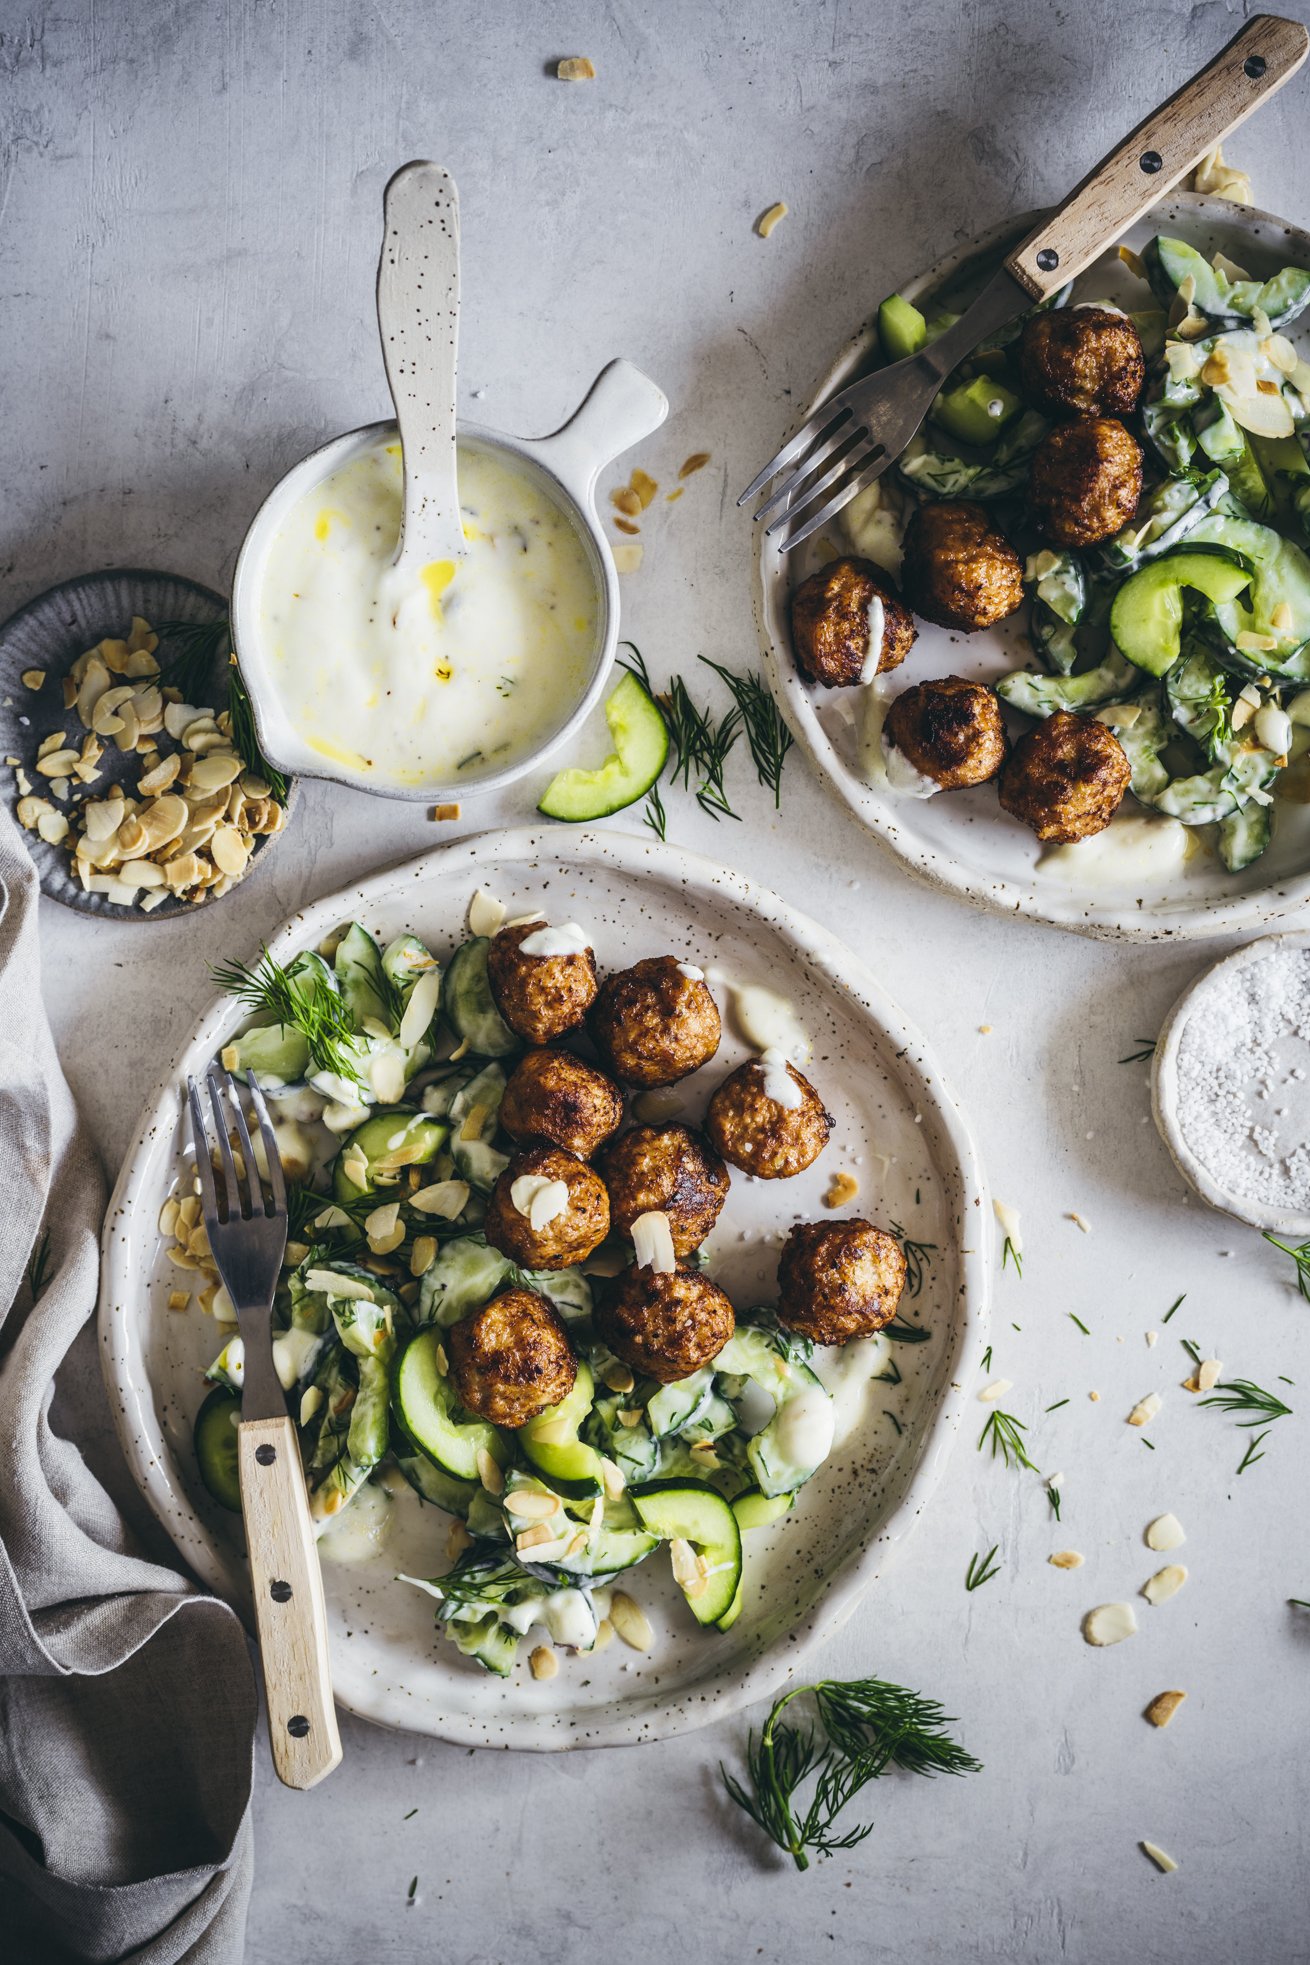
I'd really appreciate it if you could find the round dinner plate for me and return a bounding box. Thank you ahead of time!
[755,192,1310,941]
[99,827,989,1750]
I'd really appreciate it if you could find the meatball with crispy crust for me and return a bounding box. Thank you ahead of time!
[484,1144,610,1270]
[776,1220,907,1345]
[706,1057,832,1180]
[999,710,1130,844]
[589,956,721,1088]
[900,502,1023,632]
[1019,306,1145,420]
[447,1285,576,1429]
[499,1048,624,1160]
[599,1123,730,1257]
[1028,417,1142,549]
[883,676,1008,790]
[790,556,918,688]
[596,1264,735,1383]
[487,919,597,1045]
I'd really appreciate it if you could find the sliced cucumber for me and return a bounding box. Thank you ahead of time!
[447,1062,510,1193]
[335,922,393,1032]
[394,1448,477,1517]
[1144,236,1310,331]
[716,1324,833,1497]
[520,1360,607,1495]
[996,649,1137,717]
[1165,644,1234,760]
[1100,468,1229,573]
[646,1368,715,1440]
[225,1021,310,1089]
[629,1478,742,1628]
[877,292,927,362]
[1109,550,1253,678]
[194,1386,242,1512]
[442,939,519,1059]
[930,374,1022,447]
[381,933,440,1010]
[1025,549,1086,627]
[733,1486,796,1532]
[332,1106,448,1205]
[1096,700,1171,804]
[538,669,669,822]
[1190,513,1310,679]
[418,1233,517,1327]
[898,408,1048,501]
[1218,800,1274,870]
[392,1327,508,1482]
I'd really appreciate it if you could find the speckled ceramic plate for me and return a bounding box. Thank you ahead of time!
[99,828,989,1749]
[0,568,294,919]
[755,192,1310,942]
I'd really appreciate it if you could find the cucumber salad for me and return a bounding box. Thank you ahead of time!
[183,907,909,1677]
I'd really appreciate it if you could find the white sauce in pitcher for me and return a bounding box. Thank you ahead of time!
[259,439,599,787]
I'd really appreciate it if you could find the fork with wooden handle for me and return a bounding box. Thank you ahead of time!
[188,1063,343,1791]
[740,13,1309,551]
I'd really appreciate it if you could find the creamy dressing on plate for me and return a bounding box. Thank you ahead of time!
[1037,814,1192,883]
[258,439,599,788]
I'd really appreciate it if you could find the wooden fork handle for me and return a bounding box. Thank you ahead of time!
[1006,14,1309,301]
[238,1414,343,1790]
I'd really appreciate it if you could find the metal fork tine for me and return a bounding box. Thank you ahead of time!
[186,1076,221,1226]
[246,1073,287,1218]
[221,1066,265,1219]
[752,422,868,523]
[778,446,894,554]
[763,430,874,536]
[736,406,852,508]
[205,1065,246,1220]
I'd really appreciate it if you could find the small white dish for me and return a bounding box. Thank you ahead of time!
[231,359,666,804]
[1153,931,1310,1236]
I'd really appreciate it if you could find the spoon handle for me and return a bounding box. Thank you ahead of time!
[377,160,465,569]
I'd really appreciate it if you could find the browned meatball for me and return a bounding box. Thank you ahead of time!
[706,1058,832,1179]
[776,1220,907,1345]
[999,710,1130,844]
[884,676,1008,790]
[599,1124,730,1257]
[483,1144,610,1269]
[900,502,1024,632]
[487,920,597,1044]
[499,1048,624,1160]
[447,1286,576,1429]
[596,1265,735,1383]
[589,956,721,1088]
[1019,306,1145,419]
[790,556,918,688]
[1028,417,1142,549]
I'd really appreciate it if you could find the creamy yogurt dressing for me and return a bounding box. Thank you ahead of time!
[1037,814,1192,883]
[858,595,886,684]
[259,438,599,787]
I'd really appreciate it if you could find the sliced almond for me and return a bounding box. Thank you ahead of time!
[824,1170,859,1208]
[1145,1690,1186,1729]
[210,825,250,876]
[593,1616,615,1651]
[1141,1841,1178,1874]
[189,751,243,794]
[36,810,70,844]
[608,1590,653,1652]
[978,1378,1012,1403]
[1142,1564,1187,1606]
[601,1360,636,1395]
[505,1489,559,1521]
[1048,1550,1085,1570]
[555,55,595,79]
[599,1457,626,1499]
[21,668,46,691]
[756,200,788,238]
[467,887,506,938]
[612,542,643,575]
[36,731,67,758]
[16,795,54,830]
[476,1448,503,1495]
[1145,1513,1185,1552]
[409,1235,437,1277]
[1127,1393,1162,1428]
[1196,1358,1221,1393]
[138,752,181,795]
[35,749,80,777]
[515,1523,554,1552]
[529,1644,559,1679]
[1083,1602,1138,1646]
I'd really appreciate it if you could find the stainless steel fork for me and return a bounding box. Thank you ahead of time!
[188,1063,343,1791]
[740,15,1307,553]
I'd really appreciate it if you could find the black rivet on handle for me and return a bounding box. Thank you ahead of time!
[1140,150,1163,174]
[1245,54,1267,79]
[270,1580,292,1602]
[255,1444,276,1465]
[1036,248,1059,272]
[287,1715,311,1738]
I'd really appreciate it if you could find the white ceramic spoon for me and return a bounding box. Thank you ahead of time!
[376,160,464,574]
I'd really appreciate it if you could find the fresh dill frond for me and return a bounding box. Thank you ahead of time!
[1264,1230,1310,1305]
[721,1676,979,1871]
[698,657,794,808]
[965,1545,1001,1591]
[1236,1429,1270,1476]
[660,674,742,821]
[1181,1338,1202,1367]
[874,1353,902,1387]
[643,779,668,841]
[153,616,231,700]
[1118,1038,1156,1065]
[1045,1398,1069,1413]
[889,1220,937,1298]
[1047,1485,1061,1520]
[26,1228,51,1297]
[212,946,360,1083]
[1001,1236,1023,1278]
[1199,1378,1292,1428]
[883,1317,931,1345]
[981,1345,993,1373]
[617,641,655,695]
[1068,1312,1090,1335]
[228,664,289,802]
[1162,1293,1185,1324]
[1197,671,1233,762]
[978,1406,1036,1473]
[882,1409,903,1435]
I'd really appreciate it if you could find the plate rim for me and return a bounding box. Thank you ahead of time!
[97,824,991,1748]
[753,190,1310,943]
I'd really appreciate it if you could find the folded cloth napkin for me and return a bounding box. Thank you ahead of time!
[0,806,257,1964]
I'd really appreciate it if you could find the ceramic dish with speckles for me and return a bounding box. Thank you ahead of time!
[98,827,988,1749]
[755,192,1310,943]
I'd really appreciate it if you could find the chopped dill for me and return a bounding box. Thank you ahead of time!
[977,1407,1036,1473]
[1068,1313,1090,1336]
[965,1545,1001,1591]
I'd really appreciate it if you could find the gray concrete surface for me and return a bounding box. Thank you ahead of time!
[5,1,1310,1958]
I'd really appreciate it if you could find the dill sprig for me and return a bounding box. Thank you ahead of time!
[1069,1312,1090,1336]
[980,1345,993,1373]
[643,779,668,841]
[26,1228,51,1297]
[698,657,793,808]
[1264,1230,1310,1304]
[1001,1236,1023,1277]
[1198,671,1233,762]
[978,1406,1037,1472]
[883,1317,932,1344]
[965,1545,1001,1591]
[721,1676,979,1872]
[1198,1378,1292,1428]
[212,946,361,1083]
[228,664,289,801]
[1047,1484,1062,1521]
[1237,1429,1270,1475]
[889,1220,937,1299]
[1162,1293,1185,1324]
[1045,1397,1069,1413]
[1118,1038,1156,1065]
[154,618,288,803]
[662,674,742,820]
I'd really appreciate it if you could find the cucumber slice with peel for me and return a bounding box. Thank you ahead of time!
[441,939,520,1059]
[538,670,669,822]
[520,1360,607,1495]
[332,1106,448,1204]
[391,1327,508,1483]
[629,1478,742,1628]
[715,1486,798,1632]
[1109,549,1253,679]
[194,1386,242,1512]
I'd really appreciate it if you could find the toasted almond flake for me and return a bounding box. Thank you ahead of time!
[1146,1330,1159,1348]
[409,1235,437,1277]
[824,1170,860,1208]
[1197,1357,1221,1393]
[505,1489,559,1521]
[556,54,595,79]
[1141,1841,1178,1874]
[1083,1601,1137,1646]
[617,1408,643,1429]
[210,825,249,876]
[1089,1390,1100,1402]
[669,1537,702,1590]
[613,515,640,536]
[15,795,53,830]
[978,1378,1012,1403]
[446,1518,473,1560]
[21,669,45,691]
[593,1616,615,1650]
[167,1289,190,1311]
[599,1457,626,1499]
[166,1245,199,1271]
[410,1179,471,1220]
[36,732,66,759]
[476,1448,503,1494]
[1145,1513,1185,1552]
[631,1208,677,1274]
[689,1440,720,1466]
[612,542,643,575]
[515,1523,554,1552]
[1066,1211,1091,1234]
[1127,1392,1162,1428]
[468,887,506,938]
[756,200,788,238]
[37,809,71,844]
[601,1360,635,1394]
[1145,1690,1186,1729]
[510,1173,570,1231]
[609,1590,652,1652]
[158,1197,181,1237]
[680,451,711,478]
[1049,1550,1085,1570]
[528,1642,560,1682]
[35,749,80,776]
[992,1198,1022,1253]
[1143,1564,1187,1606]
[430,802,461,822]
[611,486,643,517]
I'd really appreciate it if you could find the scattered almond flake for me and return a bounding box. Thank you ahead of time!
[516,1523,554,1553]
[1118,244,1146,280]
[679,452,711,478]
[599,1457,626,1499]
[36,808,71,844]
[992,1198,1022,1253]
[410,1178,470,1219]
[555,55,595,80]
[1083,1601,1138,1646]
[978,1378,1012,1403]
[756,200,788,238]
[283,1240,310,1269]
[978,1023,993,1035]
[36,731,66,760]
[20,669,45,691]
[409,1235,437,1277]
[1045,1471,1064,1491]
[476,1448,503,1495]
[445,1518,473,1562]
[612,542,643,575]
[631,1209,677,1273]
[1049,1550,1084,1570]
[158,1197,181,1238]
[689,1440,720,1466]
[35,748,80,777]
[613,517,640,536]
[529,1641,561,1680]
[1145,1690,1186,1729]
[167,1289,190,1311]
[617,1407,643,1429]
[1146,1330,1159,1348]
[505,1489,559,1521]
[14,768,31,796]
[1127,1392,1162,1428]
[220,1043,241,1073]
[1197,1357,1222,1393]
[1146,1513,1185,1552]
[665,487,684,503]
[601,1360,635,1395]
[823,1170,859,1208]
[430,802,461,822]
[298,1384,324,1427]
[609,1591,653,1652]
[1089,1389,1100,1402]
[593,1617,615,1650]
[434,1342,449,1376]
[630,469,658,510]
[468,887,506,938]
[510,1173,570,1232]
[1141,1840,1179,1874]
[611,486,643,517]
[1143,1564,1187,1606]
[364,1202,404,1254]
[1066,1212,1091,1234]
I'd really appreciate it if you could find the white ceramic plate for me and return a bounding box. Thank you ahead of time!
[99,827,988,1749]
[755,191,1310,941]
